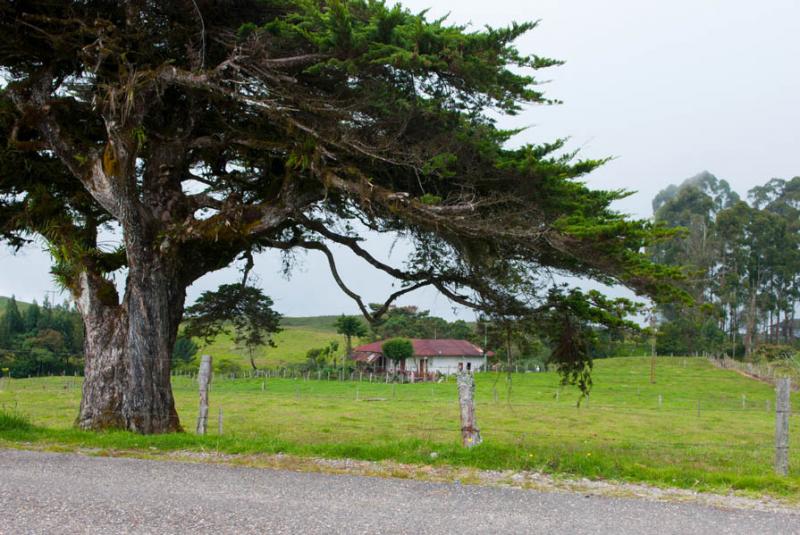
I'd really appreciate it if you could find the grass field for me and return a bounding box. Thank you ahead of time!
[199,325,354,368]
[195,313,378,368]
[1,356,799,499]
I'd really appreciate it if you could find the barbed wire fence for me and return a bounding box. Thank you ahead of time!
[0,357,797,476]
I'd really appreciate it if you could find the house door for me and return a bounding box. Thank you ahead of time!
[419,358,428,375]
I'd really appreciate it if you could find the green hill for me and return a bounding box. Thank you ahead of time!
[0,296,32,313]
[198,324,358,368]
[194,315,361,368]
[279,315,342,332]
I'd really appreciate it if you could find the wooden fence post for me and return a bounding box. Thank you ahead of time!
[650,355,656,384]
[196,355,212,435]
[457,370,482,448]
[218,406,223,436]
[775,378,791,476]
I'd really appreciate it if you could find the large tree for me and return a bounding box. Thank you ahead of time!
[0,1,680,433]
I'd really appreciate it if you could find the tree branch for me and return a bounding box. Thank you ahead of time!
[264,236,431,322]
[297,214,490,311]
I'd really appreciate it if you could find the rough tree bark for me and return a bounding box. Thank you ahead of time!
[745,289,758,360]
[74,141,188,433]
[74,255,185,433]
[75,272,128,430]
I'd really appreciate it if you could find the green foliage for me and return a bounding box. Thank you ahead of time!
[23,301,40,332]
[197,322,342,368]
[171,336,199,370]
[0,410,32,432]
[304,340,340,370]
[370,306,474,341]
[656,316,726,357]
[753,344,796,363]
[0,296,24,340]
[334,315,367,355]
[381,338,413,362]
[0,295,83,376]
[214,358,244,376]
[535,288,643,396]
[652,173,800,359]
[183,284,282,368]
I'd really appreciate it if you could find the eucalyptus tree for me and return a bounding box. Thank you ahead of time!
[748,177,800,342]
[0,1,680,433]
[651,172,736,355]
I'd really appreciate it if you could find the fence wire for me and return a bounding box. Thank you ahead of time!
[2,371,798,463]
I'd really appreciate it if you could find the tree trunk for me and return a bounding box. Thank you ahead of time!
[744,289,758,360]
[75,272,128,430]
[74,253,185,433]
[124,253,184,433]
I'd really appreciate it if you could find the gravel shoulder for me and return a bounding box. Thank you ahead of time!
[1,449,798,534]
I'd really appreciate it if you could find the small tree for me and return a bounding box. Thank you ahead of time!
[335,315,368,357]
[23,301,40,333]
[305,341,339,370]
[183,284,282,371]
[0,296,24,341]
[171,336,199,370]
[382,338,414,372]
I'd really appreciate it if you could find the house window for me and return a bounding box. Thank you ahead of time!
[458,362,464,371]
[466,362,472,371]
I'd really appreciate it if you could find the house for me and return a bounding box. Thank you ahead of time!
[351,339,490,376]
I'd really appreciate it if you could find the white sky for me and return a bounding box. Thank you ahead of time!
[2,0,799,319]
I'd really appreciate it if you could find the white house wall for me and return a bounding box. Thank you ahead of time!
[399,355,487,375]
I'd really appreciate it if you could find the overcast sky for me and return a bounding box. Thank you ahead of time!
[2,0,799,319]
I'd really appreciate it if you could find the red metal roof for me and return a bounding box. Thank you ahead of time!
[352,339,488,358]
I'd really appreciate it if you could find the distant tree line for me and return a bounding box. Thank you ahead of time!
[651,172,800,360]
[0,296,84,376]
[368,305,473,341]
[325,305,649,373]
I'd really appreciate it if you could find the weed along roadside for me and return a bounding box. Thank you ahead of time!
[1,357,799,501]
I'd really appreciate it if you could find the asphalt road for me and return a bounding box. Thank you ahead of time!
[0,449,798,534]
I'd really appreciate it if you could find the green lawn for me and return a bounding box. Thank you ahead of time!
[1,356,799,500]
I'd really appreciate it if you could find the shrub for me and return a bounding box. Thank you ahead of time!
[214,358,244,376]
[754,344,795,363]
[172,335,199,369]
[382,338,414,364]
